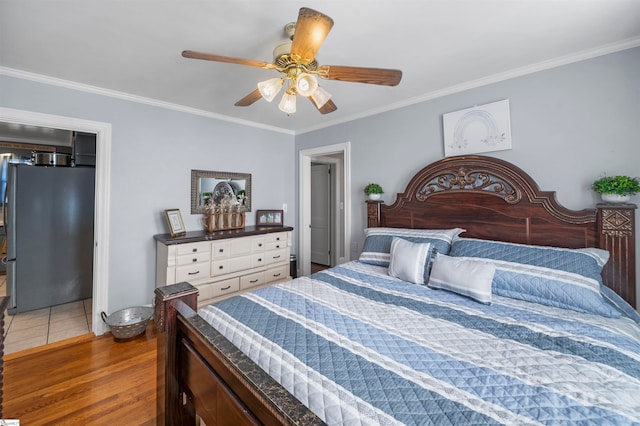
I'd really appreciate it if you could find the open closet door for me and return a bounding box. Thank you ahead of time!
[310,163,330,266]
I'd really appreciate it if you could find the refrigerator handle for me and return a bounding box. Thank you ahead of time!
[3,182,7,236]
[1,183,5,265]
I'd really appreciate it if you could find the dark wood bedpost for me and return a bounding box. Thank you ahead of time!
[154,282,199,426]
[366,200,383,228]
[597,203,637,308]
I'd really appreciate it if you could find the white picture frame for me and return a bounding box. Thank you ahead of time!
[442,99,512,157]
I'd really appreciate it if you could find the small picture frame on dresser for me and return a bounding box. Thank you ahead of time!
[256,209,284,226]
[164,208,186,237]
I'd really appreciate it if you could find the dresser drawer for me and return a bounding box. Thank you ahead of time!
[209,278,240,298]
[266,247,289,265]
[176,264,209,282]
[211,259,229,276]
[230,237,253,256]
[212,241,231,259]
[265,232,288,243]
[240,271,265,290]
[251,236,266,252]
[265,240,287,251]
[265,264,289,283]
[251,253,266,268]
[228,255,253,273]
[176,241,210,256]
[176,252,209,266]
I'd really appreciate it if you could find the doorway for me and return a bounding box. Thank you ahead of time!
[311,162,331,267]
[299,142,351,277]
[1,107,112,336]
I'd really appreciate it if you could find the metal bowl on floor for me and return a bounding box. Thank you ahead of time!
[101,306,154,341]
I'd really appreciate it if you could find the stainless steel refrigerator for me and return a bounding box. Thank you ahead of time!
[4,163,95,314]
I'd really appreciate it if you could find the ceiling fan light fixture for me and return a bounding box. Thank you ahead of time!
[295,73,319,97]
[257,78,284,102]
[278,91,297,114]
[310,86,332,108]
[182,7,403,116]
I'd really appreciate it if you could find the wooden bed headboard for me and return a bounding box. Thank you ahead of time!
[367,155,637,308]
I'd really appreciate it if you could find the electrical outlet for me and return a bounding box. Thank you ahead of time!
[282,203,288,213]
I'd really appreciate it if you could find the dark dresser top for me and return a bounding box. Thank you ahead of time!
[154,225,294,245]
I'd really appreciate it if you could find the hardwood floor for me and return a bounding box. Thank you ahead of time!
[311,262,329,274]
[3,323,157,425]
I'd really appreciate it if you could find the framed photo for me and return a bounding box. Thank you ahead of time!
[164,208,186,237]
[256,209,284,226]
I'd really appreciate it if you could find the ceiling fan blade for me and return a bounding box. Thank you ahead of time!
[234,89,263,107]
[182,50,275,69]
[317,65,402,86]
[318,99,337,114]
[290,7,334,65]
[308,97,337,114]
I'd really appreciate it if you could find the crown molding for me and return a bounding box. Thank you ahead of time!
[2,37,638,136]
[0,67,294,135]
[296,38,640,134]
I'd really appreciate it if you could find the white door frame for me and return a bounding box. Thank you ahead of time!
[0,107,111,335]
[299,142,350,277]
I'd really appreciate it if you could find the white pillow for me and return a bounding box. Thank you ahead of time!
[428,253,495,304]
[388,238,434,285]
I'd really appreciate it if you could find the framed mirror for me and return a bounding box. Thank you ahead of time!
[191,170,252,214]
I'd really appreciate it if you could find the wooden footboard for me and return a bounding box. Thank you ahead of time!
[154,283,324,426]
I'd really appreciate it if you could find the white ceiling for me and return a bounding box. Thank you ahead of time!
[2,0,640,134]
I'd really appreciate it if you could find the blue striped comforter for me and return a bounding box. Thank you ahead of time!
[199,261,640,425]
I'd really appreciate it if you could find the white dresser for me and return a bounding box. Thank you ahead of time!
[155,226,293,308]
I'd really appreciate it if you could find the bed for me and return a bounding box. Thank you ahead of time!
[155,155,639,425]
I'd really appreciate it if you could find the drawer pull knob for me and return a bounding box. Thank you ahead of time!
[273,255,281,259]
[258,258,262,262]
[192,258,197,262]
[188,270,200,275]
[273,273,281,277]
[219,249,224,253]
[221,285,231,291]
[219,265,224,270]
[250,279,258,283]
[258,243,262,247]
[192,248,197,252]
[276,237,280,241]
[276,245,280,248]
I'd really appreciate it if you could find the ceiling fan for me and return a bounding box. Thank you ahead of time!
[182,7,403,115]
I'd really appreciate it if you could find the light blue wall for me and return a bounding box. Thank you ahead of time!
[2,46,638,311]
[0,75,296,310]
[296,47,640,298]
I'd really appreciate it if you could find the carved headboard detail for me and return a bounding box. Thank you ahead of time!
[367,155,637,308]
[416,166,521,204]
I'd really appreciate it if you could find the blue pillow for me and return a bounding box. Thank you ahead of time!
[449,238,620,318]
[600,285,640,324]
[359,227,465,267]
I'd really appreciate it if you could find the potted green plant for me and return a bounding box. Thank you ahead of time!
[592,175,640,203]
[364,183,384,200]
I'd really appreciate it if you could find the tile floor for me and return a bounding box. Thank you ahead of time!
[0,275,93,355]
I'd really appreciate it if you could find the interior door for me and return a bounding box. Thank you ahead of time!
[310,163,331,266]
